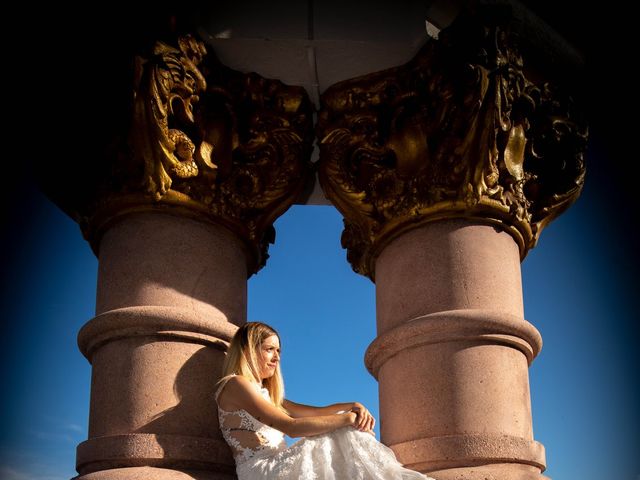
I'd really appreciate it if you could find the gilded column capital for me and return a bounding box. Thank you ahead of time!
[317,5,587,279]
[79,35,314,274]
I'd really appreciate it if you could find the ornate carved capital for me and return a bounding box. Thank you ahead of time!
[83,35,314,274]
[317,6,587,279]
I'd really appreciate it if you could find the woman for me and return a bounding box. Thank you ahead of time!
[215,321,434,479]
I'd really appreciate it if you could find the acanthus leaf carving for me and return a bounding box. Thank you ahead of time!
[89,35,314,274]
[131,35,208,200]
[317,5,587,279]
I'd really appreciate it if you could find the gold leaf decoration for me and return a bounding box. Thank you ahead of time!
[131,35,207,200]
[88,35,314,274]
[317,6,587,279]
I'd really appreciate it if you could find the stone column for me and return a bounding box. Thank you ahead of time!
[76,214,244,480]
[317,6,586,480]
[39,34,313,479]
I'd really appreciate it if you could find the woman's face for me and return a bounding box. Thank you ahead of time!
[258,334,280,380]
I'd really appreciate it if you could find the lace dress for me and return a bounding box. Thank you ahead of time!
[215,375,433,479]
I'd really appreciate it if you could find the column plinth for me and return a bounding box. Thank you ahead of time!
[75,467,232,480]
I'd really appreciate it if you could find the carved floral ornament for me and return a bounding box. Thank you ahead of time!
[317,8,587,280]
[87,35,314,274]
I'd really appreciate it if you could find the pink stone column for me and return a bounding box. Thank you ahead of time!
[75,212,244,479]
[30,26,313,479]
[366,219,547,480]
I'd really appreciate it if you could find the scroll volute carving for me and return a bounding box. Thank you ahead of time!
[317,6,587,279]
[131,36,208,199]
[93,35,314,274]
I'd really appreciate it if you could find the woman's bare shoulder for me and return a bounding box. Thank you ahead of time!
[218,375,257,403]
[225,374,257,390]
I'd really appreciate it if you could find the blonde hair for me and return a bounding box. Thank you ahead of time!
[220,321,285,410]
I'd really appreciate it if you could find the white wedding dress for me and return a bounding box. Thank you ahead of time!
[215,376,433,479]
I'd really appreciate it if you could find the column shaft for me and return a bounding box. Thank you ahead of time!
[76,212,245,479]
[368,219,545,479]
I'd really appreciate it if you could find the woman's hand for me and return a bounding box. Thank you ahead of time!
[346,410,358,426]
[350,402,376,432]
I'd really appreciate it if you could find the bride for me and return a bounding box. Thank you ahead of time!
[215,321,434,479]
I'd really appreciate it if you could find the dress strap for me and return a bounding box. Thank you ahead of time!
[214,374,237,401]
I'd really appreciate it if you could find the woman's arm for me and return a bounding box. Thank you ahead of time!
[284,399,376,432]
[218,376,357,438]
[283,399,355,417]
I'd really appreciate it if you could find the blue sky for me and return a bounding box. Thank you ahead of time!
[1,133,638,480]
